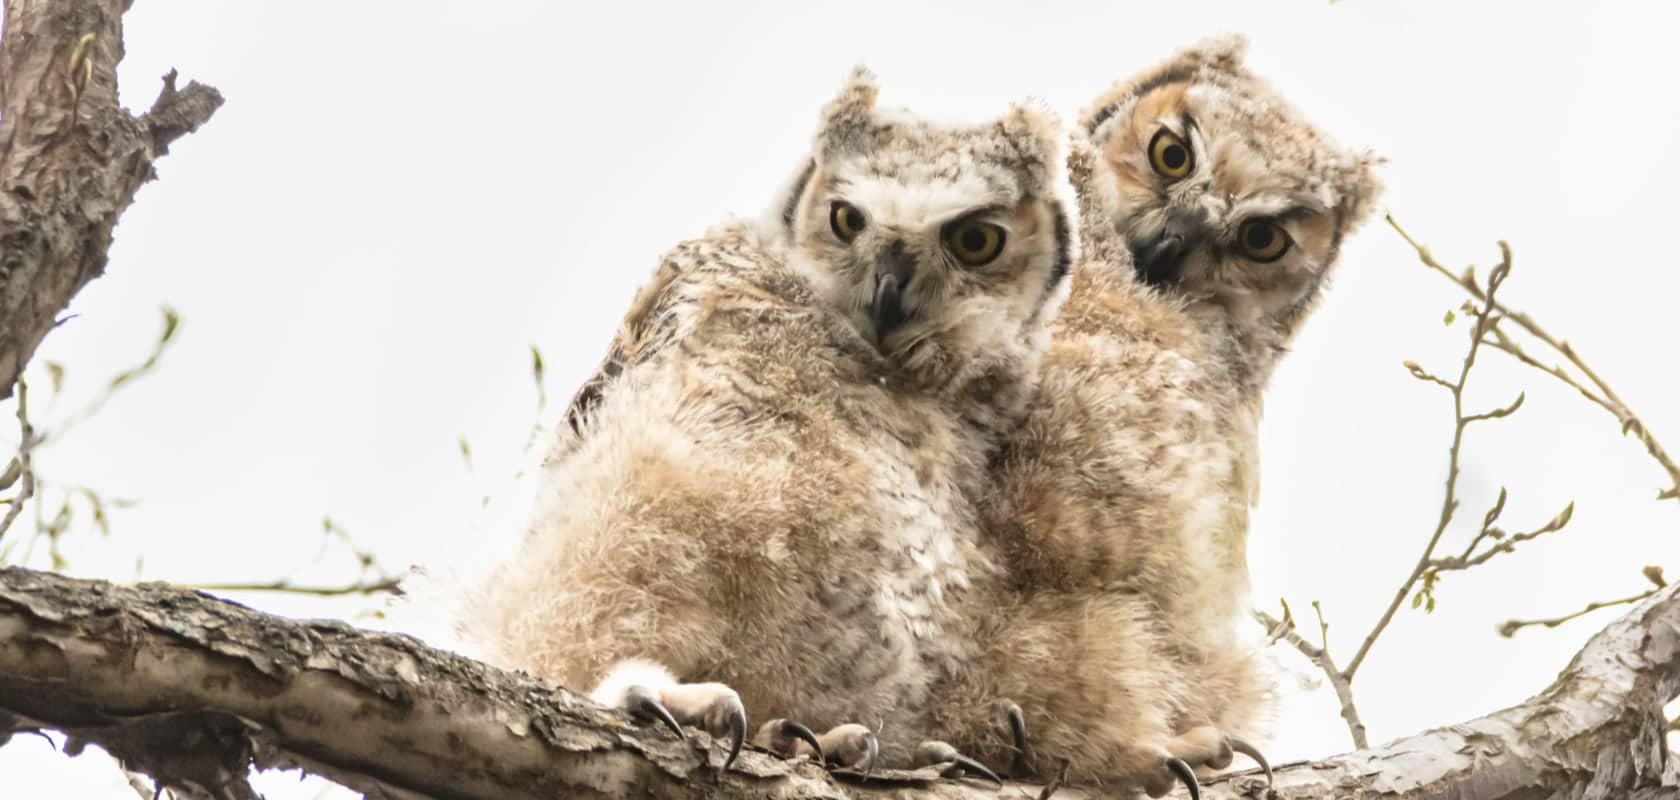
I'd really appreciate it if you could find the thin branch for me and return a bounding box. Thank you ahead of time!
[1499,566,1668,638]
[1431,500,1574,573]
[1344,241,1513,681]
[0,381,37,545]
[187,576,404,598]
[1390,216,1680,502]
[1256,602,1367,749]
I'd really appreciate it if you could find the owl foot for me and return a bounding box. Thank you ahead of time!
[750,718,826,764]
[1165,725,1272,787]
[757,720,879,776]
[591,661,747,771]
[912,740,1003,784]
[627,681,747,770]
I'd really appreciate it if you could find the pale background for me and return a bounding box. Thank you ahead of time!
[2,1,1677,795]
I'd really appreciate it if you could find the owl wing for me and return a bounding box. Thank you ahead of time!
[562,257,688,438]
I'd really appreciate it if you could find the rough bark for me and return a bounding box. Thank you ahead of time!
[1,566,1674,800]
[0,0,222,400]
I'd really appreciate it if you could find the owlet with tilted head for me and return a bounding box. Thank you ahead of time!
[462,67,1075,777]
[921,35,1383,798]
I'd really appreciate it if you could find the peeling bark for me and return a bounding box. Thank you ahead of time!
[0,0,222,400]
[0,566,1674,799]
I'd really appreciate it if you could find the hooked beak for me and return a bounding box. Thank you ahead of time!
[870,240,915,342]
[1130,208,1210,287]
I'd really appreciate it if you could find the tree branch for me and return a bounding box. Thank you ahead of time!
[2,566,1676,799]
[0,380,38,545]
[1343,242,1516,681]
[0,0,222,401]
[1390,216,1680,502]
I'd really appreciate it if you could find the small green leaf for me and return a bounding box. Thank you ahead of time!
[158,305,182,344]
[1443,310,1456,326]
[1411,591,1423,610]
[1547,501,1575,531]
[1643,565,1666,588]
[458,436,473,468]
[44,361,65,395]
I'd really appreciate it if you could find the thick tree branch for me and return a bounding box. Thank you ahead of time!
[0,0,222,400]
[1,566,1676,799]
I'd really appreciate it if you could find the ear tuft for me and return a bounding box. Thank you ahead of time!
[1184,33,1249,74]
[1336,148,1387,229]
[998,99,1067,189]
[815,65,881,158]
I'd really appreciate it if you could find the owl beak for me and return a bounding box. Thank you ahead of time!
[1131,208,1209,287]
[870,241,916,343]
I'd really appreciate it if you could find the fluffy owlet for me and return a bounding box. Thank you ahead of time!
[463,68,1075,777]
[921,36,1383,798]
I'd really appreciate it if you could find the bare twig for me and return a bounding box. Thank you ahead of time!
[0,381,38,545]
[1343,241,1517,681]
[1390,216,1680,502]
[187,576,404,598]
[1256,601,1367,749]
[184,517,406,600]
[1499,566,1668,638]
[1266,238,1587,750]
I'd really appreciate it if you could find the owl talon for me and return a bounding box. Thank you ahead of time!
[624,684,687,741]
[1225,734,1272,787]
[721,702,747,771]
[752,718,825,764]
[999,699,1029,777]
[604,672,746,771]
[914,740,1003,784]
[1163,756,1200,800]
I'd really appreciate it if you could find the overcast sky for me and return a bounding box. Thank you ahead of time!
[3,1,1677,795]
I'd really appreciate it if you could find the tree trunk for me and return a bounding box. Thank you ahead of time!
[0,0,221,400]
[2,566,1675,799]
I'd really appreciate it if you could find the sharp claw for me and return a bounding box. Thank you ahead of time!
[721,703,746,772]
[946,754,1003,784]
[916,741,1002,785]
[1164,756,1200,800]
[778,720,824,764]
[1225,734,1273,787]
[1002,700,1027,775]
[625,685,686,741]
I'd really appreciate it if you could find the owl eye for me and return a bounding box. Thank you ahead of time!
[1148,127,1194,180]
[829,201,866,243]
[1237,218,1291,263]
[944,220,1007,267]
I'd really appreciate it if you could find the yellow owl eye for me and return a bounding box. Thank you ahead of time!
[944,220,1007,267]
[1148,128,1194,180]
[829,201,866,242]
[1237,218,1291,263]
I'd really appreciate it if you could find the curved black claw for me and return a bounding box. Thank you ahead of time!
[721,702,746,772]
[915,741,1002,785]
[782,720,825,763]
[625,685,686,741]
[1164,756,1200,800]
[1001,700,1028,777]
[1226,735,1272,787]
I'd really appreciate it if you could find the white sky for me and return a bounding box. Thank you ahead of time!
[3,1,1677,796]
